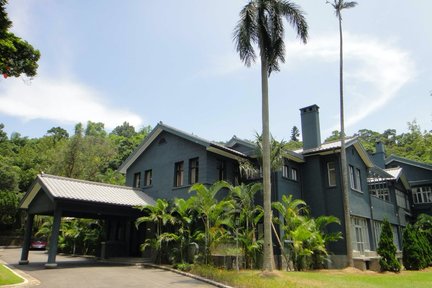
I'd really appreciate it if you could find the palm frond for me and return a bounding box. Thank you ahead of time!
[234,1,258,66]
[279,1,308,44]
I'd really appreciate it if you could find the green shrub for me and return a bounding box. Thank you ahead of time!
[403,225,425,270]
[377,219,400,272]
[173,262,192,272]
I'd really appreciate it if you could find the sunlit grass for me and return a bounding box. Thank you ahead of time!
[0,264,24,286]
[190,265,432,288]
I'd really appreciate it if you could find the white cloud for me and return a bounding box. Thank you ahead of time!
[284,32,416,131]
[0,76,144,129]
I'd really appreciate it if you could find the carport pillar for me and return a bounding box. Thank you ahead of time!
[19,213,34,265]
[45,208,62,268]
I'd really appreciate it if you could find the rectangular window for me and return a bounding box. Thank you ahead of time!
[412,186,432,204]
[133,172,141,188]
[217,160,226,181]
[291,168,298,181]
[189,158,199,184]
[351,216,370,254]
[174,161,184,187]
[327,162,336,187]
[355,168,362,191]
[349,166,362,191]
[282,165,289,178]
[349,165,355,189]
[144,169,152,186]
[368,181,390,201]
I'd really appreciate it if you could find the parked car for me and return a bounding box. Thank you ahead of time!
[30,237,47,250]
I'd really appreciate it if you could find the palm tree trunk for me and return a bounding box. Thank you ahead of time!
[261,53,274,271]
[338,14,353,267]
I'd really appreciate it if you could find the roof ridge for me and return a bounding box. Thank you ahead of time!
[39,173,137,191]
[386,154,432,170]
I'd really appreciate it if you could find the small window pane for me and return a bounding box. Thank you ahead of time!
[133,172,141,188]
[144,170,152,186]
[174,161,184,187]
[327,162,336,187]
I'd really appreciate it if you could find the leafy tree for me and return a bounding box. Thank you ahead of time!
[290,126,300,142]
[402,224,426,270]
[136,199,175,264]
[111,122,136,138]
[234,0,308,272]
[170,198,194,263]
[0,123,7,142]
[377,219,401,272]
[328,0,357,267]
[230,182,264,268]
[272,194,308,269]
[85,121,107,138]
[0,0,40,78]
[189,181,233,264]
[46,127,69,142]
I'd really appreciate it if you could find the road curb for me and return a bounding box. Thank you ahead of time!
[0,259,40,287]
[141,263,234,288]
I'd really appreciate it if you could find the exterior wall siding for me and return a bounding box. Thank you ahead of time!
[126,131,206,200]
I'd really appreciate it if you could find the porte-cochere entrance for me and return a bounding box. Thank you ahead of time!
[19,173,155,268]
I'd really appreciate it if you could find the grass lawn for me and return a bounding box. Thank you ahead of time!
[0,264,24,286]
[191,265,432,288]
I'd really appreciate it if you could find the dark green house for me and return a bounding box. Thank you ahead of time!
[19,104,426,270]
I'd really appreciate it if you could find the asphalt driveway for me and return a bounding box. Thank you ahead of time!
[0,248,216,288]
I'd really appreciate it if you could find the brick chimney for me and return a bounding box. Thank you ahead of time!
[300,104,321,150]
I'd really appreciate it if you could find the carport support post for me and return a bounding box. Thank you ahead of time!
[45,208,62,268]
[19,213,34,265]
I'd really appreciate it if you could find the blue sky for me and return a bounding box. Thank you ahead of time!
[1,0,431,142]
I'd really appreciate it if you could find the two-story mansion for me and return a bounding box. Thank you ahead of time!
[19,104,424,269]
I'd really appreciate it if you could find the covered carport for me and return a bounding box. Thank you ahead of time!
[19,173,155,268]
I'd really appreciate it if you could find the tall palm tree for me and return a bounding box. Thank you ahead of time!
[234,1,308,271]
[328,0,357,267]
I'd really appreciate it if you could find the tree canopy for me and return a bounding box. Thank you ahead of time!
[0,0,40,78]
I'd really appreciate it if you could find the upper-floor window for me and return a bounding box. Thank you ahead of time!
[189,158,199,184]
[327,162,336,187]
[369,182,390,201]
[133,172,141,188]
[144,169,152,186]
[282,165,289,178]
[291,168,298,181]
[349,165,362,191]
[217,160,226,181]
[412,186,432,204]
[174,161,184,187]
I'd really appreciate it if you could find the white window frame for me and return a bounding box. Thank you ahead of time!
[133,172,141,188]
[282,165,289,178]
[327,162,336,187]
[291,168,298,181]
[351,216,370,254]
[144,169,152,186]
[349,165,362,191]
[412,186,432,204]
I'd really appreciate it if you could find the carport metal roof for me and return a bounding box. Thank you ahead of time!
[20,174,155,219]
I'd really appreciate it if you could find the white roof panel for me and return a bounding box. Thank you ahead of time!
[38,174,155,207]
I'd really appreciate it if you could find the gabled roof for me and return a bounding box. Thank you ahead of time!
[226,136,256,149]
[20,174,155,209]
[385,155,432,171]
[367,166,410,190]
[294,137,374,168]
[118,122,249,173]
